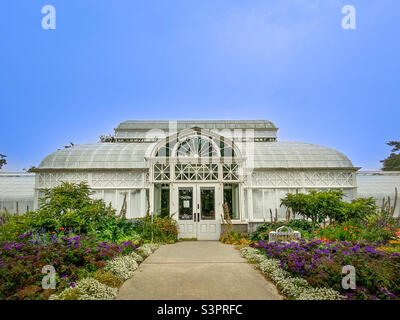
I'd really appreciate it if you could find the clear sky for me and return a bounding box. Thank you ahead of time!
[0,0,399,171]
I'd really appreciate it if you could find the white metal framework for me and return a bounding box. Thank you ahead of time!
[149,128,243,184]
[33,120,360,236]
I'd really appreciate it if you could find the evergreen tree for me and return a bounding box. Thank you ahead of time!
[381,141,400,171]
[0,154,6,169]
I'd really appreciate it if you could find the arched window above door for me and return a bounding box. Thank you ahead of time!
[150,128,242,182]
[154,129,236,159]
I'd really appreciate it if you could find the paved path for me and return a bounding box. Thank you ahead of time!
[117,241,282,300]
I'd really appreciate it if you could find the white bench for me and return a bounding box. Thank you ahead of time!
[269,226,301,243]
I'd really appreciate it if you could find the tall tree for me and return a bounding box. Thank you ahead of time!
[381,141,400,171]
[0,154,6,169]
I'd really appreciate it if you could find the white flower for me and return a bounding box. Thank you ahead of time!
[129,251,144,263]
[137,246,153,258]
[105,255,138,280]
[241,246,344,300]
[141,243,161,253]
[75,278,117,300]
[49,278,117,300]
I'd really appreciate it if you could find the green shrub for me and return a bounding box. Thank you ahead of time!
[0,182,143,242]
[342,197,378,222]
[0,214,32,241]
[281,190,344,224]
[49,287,83,300]
[250,220,317,241]
[280,190,385,225]
[316,220,397,242]
[141,215,178,243]
[0,209,14,226]
[93,269,124,288]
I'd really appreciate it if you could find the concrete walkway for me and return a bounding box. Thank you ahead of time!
[117,241,282,300]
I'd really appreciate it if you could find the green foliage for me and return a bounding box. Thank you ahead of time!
[0,154,6,169]
[220,231,249,245]
[341,197,378,222]
[281,190,382,224]
[250,219,317,241]
[316,220,397,242]
[0,182,142,243]
[381,141,400,171]
[141,215,178,243]
[280,190,344,223]
[0,214,31,241]
[93,269,124,288]
[0,209,14,226]
[32,181,116,234]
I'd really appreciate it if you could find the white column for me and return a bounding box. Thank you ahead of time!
[247,188,253,222]
[239,183,245,222]
[140,188,146,217]
[149,184,154,216]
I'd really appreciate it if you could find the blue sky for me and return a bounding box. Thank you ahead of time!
[0,0,399,171]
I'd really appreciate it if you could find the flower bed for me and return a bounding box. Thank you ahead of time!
[241,247,343,300]
[248,239,400,300]
[0,233,140,300]
[49,243,160,300]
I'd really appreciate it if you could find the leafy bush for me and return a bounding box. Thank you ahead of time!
[341,198,378,222]
[281,190,344,224]
[141,216,178,243]
[219,232,249,245]
[316,220,397,242]
[48,287,82,300]
[0,210,14,226]
[250,220,317,241]
[281,190,380,224]
[0,182,143,243]
[93,269,124,288]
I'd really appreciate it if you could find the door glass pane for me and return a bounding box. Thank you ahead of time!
[223,184,239,220]
[200,187,215,220]
[178,188,193,220]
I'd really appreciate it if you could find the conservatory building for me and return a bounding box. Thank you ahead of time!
[34,120,358,240]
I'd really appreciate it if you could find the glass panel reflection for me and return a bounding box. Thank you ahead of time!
[201,187,215,220]
[179,188,193,220]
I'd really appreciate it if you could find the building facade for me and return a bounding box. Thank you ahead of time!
[34,120,358,239]
[0,172,35,214]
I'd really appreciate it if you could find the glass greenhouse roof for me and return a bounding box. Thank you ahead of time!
[116,120,278,130]
[37,141,354,170]
[38,143,156,170]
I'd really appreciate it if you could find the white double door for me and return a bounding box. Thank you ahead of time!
[173,183,221,240]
